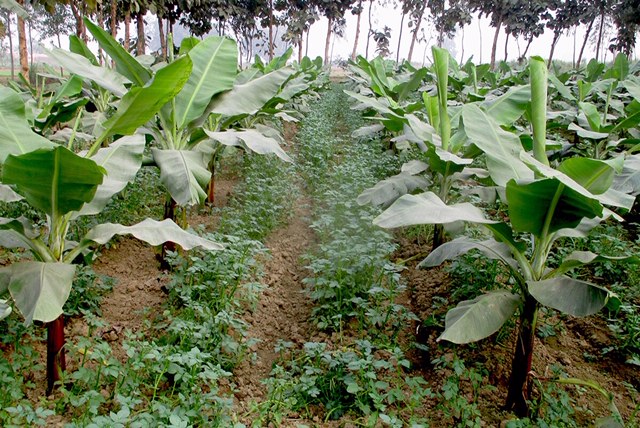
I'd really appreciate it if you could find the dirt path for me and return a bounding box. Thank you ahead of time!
[233,194,316,414]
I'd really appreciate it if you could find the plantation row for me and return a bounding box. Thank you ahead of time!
[0,20,639,427]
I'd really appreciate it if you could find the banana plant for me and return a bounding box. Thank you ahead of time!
[373,56,638,418]
[75,20,296,210]
[0,73,221,394]
[358,47,530,249]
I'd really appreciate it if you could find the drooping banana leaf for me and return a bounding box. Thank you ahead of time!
[438,291,522,344]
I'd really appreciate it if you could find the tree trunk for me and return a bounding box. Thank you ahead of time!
[396,11,405,63]
[136,10,145,56]
[324,16,332,66]
[27,15,33,69]
[490,17,502,69]
[505,295,539,417]
[298,39,303,62]
[124,11,131,52]
[478,18,483,64]
[305,27,310,57]
[69,1,83,39]
[523,37,533,58]
[97,4,104,65]
[351,0,363,60]
[547,32,561,68]
[503,31,509,62]
[7,14,14,79]
[365,0,373,59]
[46,315,66,395]
[577,19,595,68]
[407,1,426,63]
[460,25,465,64]
[268,0,274,60]
[158,16,166,60]
[111,0,117,38]
[595,12,605,63]
[16,1,28,78]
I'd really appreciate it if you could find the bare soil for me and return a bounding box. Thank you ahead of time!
[233,195,316,418]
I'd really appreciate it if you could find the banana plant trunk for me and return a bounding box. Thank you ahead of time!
[46,314,66,395]
[432,224,444,250]
[161,196,178,265]
[505,294,539,417]
[207,162,216,205]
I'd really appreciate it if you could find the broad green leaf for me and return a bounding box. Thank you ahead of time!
[357,172,429,208]
[425,145,471,176]
[76,136,145,217]
[151,149,210,206]
[462,104,533,186]
[548,74,575,101]
[344,90,400,117]
[203,129,292,163]
[612,105,640,132]
[3,147,105,217]
[373,192,496,229]
[421,236,518,271]
[622,78,640,103]
[0,299,11,320]
[84,18,152,86]
[521,152,635,210]
[579,102,602,131]
[548,251,640,278]
[480,85,531,125]
[179,37,200,55]
[0,217,38,239]
[174,37,237,129]
[4,261,76,324]
[100,56,193,138]
[604,53,629,81]
[396,68,428,103]
[0,87,55,162]
[557,157,615,195]
[400,160,429,175]
[69,35,98,65]
[406,114,439,145]
[46,48,128,97]
[613,154,640,195]
[276,75,311,102]
[506,178,602,237]
[528,276,611,317]
[82,218,223,251]
[352,124,385,138]
[0,184,23,202]
[207,68,295,117]
[438,291,521,344]
[37,75,84,119]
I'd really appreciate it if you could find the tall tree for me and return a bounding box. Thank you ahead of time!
[316,0,353,65]
[32,2,74,49]
[16,0,27,77]
[546,0,584,66]
[428,0,471,49]
[609,0,639,56]
[406,0,426,63]
[468,0,516,68]
[350,0,363,60]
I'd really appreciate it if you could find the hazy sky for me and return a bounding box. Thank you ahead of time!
[302,4,625,65]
